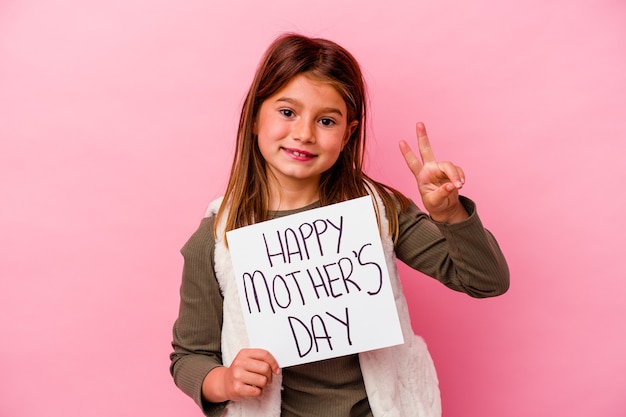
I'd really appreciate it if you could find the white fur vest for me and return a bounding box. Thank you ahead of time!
[207,190,442,417]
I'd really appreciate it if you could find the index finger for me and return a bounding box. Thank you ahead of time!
[416,122,436,163]
[247,348,281,375]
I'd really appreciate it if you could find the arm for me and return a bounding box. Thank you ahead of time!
[396,122,509,296]
[395,197,509,297]
[169,217,280,414]
[169,216,228,416]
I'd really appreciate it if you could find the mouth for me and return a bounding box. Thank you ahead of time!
[283,147,316,159]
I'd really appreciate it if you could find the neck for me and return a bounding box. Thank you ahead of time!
[267,177,320,211]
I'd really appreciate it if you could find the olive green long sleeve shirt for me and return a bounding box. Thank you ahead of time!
[170,197,509,417]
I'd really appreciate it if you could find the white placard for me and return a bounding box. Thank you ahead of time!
[226,196,403,367]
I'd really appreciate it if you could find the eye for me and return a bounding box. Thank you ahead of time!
[279,109,294,118]
[319,118,335,126]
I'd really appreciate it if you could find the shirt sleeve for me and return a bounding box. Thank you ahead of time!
[395,196,510,298]
[169,216,228,416]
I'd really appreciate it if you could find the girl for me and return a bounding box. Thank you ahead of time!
[170,33,509,417]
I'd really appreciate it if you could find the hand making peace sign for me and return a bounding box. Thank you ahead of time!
[399,122,470,224]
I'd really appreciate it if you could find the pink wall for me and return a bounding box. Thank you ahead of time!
[1,1,625,416]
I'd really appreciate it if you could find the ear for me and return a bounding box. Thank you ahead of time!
[342,120,359,149]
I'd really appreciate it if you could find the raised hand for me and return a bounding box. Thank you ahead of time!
[202,348,280,402]
[399,122,469,223]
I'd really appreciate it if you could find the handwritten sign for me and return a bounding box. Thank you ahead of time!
[226,196,403,367]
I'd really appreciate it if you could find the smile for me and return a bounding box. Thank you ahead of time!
[283,147,316,159]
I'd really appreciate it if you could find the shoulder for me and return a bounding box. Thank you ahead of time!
[181,215,217,259]
[205,196,225,218]
[178,195,223,258]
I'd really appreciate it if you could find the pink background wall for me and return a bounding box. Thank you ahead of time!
[1,0,625,416]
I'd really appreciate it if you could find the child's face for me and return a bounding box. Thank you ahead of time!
[255,73,357,190]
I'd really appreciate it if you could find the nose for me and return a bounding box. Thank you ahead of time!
[292,118,315,143]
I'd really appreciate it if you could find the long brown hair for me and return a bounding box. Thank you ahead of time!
[215,33,409,242]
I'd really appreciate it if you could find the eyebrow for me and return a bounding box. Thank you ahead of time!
[275,97,344,117]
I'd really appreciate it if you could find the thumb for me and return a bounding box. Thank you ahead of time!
[427,182,457,210]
